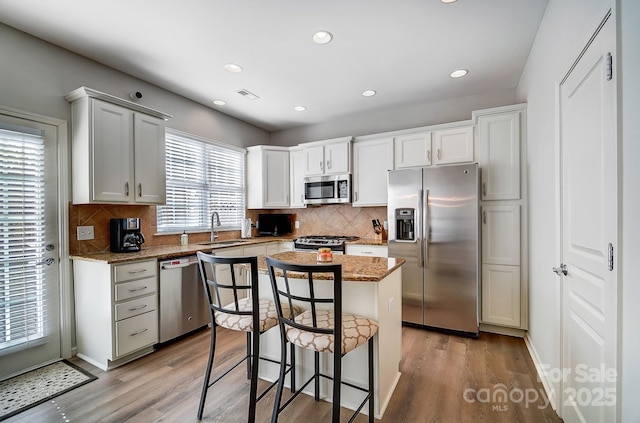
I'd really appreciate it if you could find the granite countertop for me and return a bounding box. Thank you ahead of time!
[257,251,404,282]
[70,236,296,264]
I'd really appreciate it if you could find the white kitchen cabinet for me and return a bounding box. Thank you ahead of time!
[432,126,474,165]
[278,241,294,252]
[65,87,171,205]
[394,132,432,169]
[353,137,394,206]
[345,244,388,257]
[481,264,521,327]
[247,146,290,209]
[73,258,159,370]
[289,147,306,208]
[302,137,352,176]
[478,111,521,201]
[482,205,520,266]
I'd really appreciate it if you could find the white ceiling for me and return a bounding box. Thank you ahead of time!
[0,0,547,132]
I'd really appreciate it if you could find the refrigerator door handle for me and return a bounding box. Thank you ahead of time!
[423,189,429,268]
[417,189,424,267]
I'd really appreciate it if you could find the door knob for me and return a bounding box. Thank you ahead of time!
[552,263,568,276]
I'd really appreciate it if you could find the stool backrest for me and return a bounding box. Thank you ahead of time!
[197,251,259,323]
[265,257,343,355]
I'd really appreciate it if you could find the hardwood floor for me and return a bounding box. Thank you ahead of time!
[5,326,562,422]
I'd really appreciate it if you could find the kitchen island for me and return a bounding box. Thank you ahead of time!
[255,251,405,419]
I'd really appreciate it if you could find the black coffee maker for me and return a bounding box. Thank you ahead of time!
[110,218,145,253]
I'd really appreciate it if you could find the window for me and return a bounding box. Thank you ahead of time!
[157,130,245,232]
[0,125,47,352]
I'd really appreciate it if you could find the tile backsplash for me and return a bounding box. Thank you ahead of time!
[69,203,387,255]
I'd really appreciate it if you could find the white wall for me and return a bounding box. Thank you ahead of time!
[618,0,640,420]
[517,0,640,419]
[270,88,517,146]
[0,23,269,148]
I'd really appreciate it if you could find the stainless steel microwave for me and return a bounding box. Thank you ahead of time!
[303,174,351,205]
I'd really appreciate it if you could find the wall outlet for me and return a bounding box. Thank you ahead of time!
[383,220,388,230]
[295,220,300,229]
[77,225,94,241]
[388,297,394,313]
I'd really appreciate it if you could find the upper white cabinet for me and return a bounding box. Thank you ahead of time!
[478,111,521,200]
[65,87,171,205]
[394,132,431,168]
[353,137,394,206]
[289,147,306,208]
[247,146,290,209]
[432,126,474,165]
[394,127,473,169]
[302,137,352,176]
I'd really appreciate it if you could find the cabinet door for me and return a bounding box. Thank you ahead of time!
[482,205,520,266]
[134,113,166,204]
[345,244,388,257]
[303,145,325,176]
[478,112,520,200]
[481,264,521,327]
[263,149,290,207]
[353,138,393,206]
[433,126,474,165]
[324,142,350,174]
[394,132,431,168]
[91,99,133,202]
[289,148,306,208]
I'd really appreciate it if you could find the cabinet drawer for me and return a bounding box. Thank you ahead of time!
[114,295,157,321]
[115,310,158,357]
[115,278,157,301]
[114,260,157,283]
[345,245,388,257]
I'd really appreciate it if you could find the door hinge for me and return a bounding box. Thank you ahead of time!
[608,243,614,271]
[606,52,613,81]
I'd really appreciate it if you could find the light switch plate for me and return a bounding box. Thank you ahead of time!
[295,220,300,229]
[383,220,388,230]
[77,225,94,240]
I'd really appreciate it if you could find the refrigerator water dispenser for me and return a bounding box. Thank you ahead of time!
[395,208,415,241]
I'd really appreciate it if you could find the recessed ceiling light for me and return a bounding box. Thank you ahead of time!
[362,90,377,97]
[294,106,307,112]
[224,63,243,73]
[441,0,458,3]
[450,69,469,78]
[312,30,333,45]
[212,100,226,106]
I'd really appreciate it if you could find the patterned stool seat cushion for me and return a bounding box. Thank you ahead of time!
[214,297,299,333]
[285,309,378,354]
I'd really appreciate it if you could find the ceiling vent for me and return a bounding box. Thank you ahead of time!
[237,89,260,100]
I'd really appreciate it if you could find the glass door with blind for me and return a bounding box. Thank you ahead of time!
[0,114,61,379]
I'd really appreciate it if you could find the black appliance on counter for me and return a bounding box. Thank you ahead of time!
[110,218,145,253]
[293,235,359,254]
[257,214,293,236]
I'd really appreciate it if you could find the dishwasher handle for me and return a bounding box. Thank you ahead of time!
[160,256,199,270]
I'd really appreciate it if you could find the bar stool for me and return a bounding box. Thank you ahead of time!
[265,257,378,423]
[196,252,298,422]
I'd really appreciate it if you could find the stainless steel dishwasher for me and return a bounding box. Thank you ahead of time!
[158,256,209,343]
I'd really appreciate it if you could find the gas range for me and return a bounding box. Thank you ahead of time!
[293,235,359,254]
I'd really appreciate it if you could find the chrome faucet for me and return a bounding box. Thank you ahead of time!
[211,211,221,243]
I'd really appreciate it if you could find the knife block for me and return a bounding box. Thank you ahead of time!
[374,232,383,244]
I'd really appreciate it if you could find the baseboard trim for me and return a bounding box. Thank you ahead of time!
[523,333,558,411]
[479,323,526,337]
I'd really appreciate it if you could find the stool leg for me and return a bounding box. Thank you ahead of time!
[248,329,260,423]
[246,332,252,379]
[368,336,375,423]
[314,351,320,401]
[271,336,288,423]
[332,348,341,423]
[290,342,296,393]
[198,325,217,419]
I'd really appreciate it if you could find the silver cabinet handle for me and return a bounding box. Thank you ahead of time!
[127,269,148,274]
[125,182,129,196]
[128,286,148,292]
[437,148,441,160]
[552,264,568,276]
[427,150,431,162]
[483,211,487,224]
[130,328,149,337]
[129,304,148,311]
[327,160,331,169]
[482,182,487,197]
[320,161,324,170]
[354,192,358,202]
[138,183,142,197]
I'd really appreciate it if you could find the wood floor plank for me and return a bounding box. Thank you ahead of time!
[3,326,562,423]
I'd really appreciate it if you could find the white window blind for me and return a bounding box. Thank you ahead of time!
[0,126,47,353]
[157,130,245,232]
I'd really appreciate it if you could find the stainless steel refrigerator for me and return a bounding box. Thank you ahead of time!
[387,163,479,336]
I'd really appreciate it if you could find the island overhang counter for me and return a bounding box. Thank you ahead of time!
[255,251,405,419]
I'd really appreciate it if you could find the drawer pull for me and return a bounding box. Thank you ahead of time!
[129,304,148,311]
[127,269,148,274]
[128,286,148,292]
[130,328,149,337]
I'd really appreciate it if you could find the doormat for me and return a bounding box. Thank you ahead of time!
[0,359,97,421]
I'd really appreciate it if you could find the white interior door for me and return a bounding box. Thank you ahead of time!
[558,13,617,423]
[0,113,61,379]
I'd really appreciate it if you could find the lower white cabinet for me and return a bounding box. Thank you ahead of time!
[73,258,159,371]
[345,244,388,257]
[481,264,521,327]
